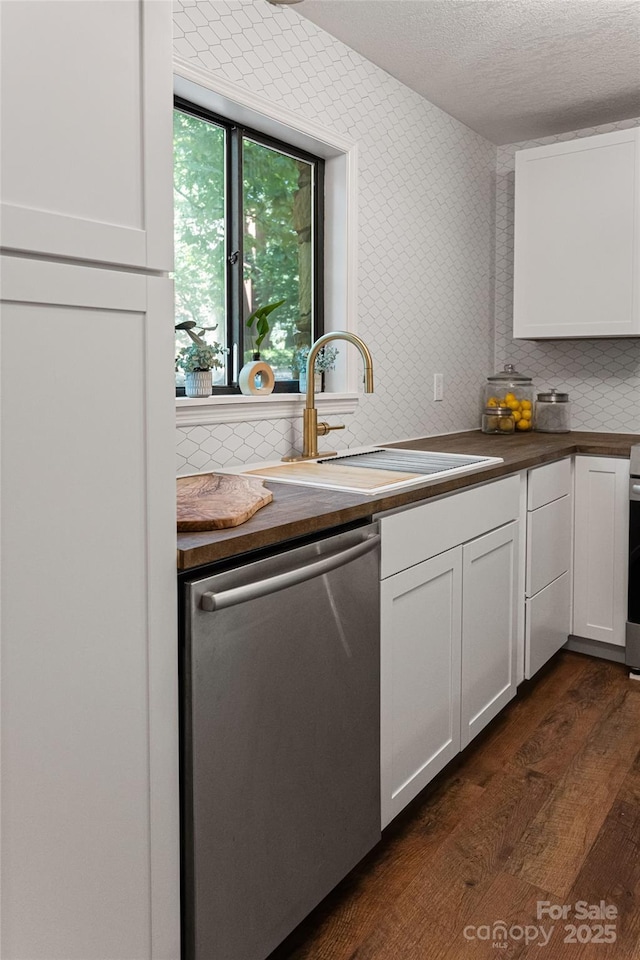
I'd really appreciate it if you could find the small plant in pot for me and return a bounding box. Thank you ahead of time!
[175,321,223,398]
[293,345,339,394]
[238,299,286,396]
[245,299,286,360]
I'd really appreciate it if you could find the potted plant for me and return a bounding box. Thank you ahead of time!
[175,322,223,398]
[245,299,286,360]
[294,345,339,394]
[239,299,286,396]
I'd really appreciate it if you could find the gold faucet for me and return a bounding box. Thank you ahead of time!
[282,331,374,462]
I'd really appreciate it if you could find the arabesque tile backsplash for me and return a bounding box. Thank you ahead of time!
[175,1,640,476]
[175,0,495,474]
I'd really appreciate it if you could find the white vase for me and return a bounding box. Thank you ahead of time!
[299,370,322,394]
[185,370,212,398]
[238,355,275,396]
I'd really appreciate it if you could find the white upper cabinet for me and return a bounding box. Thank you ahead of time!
[513,128,640,339]
[0,0,173,271]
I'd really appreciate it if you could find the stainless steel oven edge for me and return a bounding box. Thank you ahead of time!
[626,454,640,674]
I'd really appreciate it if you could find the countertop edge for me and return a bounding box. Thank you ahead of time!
[177,432,639,570]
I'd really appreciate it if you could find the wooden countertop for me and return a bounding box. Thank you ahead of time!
[177,430,640,571]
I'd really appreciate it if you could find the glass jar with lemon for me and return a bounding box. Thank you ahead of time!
[483,364,534,433]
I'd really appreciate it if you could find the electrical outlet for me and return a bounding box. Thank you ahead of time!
[433,373,444,401]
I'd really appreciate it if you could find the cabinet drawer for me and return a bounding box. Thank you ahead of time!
[527,458,572,510]
[380,474,520,579]
[525,571,571,678]
[526,494,572,597]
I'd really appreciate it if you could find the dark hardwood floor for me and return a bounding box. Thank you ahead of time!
[270,651,640,959]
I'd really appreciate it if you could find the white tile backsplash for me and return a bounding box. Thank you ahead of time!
[174,0,496,473]
[174,3,640,476]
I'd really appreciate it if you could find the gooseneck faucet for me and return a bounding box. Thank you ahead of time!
[283,331,374,462]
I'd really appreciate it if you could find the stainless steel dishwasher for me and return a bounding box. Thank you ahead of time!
[180,521,381,960]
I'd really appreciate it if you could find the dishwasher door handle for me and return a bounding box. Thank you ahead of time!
[200,534,380,612]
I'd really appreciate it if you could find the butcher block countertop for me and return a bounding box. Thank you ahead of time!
[176,430,640,571]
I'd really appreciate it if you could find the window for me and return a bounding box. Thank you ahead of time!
[174,98,324,394]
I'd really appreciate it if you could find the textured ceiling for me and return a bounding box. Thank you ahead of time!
[294,0,640,144]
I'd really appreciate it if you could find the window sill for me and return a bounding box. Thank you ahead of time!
[176,392,359,427]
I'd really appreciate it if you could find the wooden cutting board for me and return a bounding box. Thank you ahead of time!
[245,462,421,491]
[177,473,273,531]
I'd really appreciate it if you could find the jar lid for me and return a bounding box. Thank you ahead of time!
[484,405,514,416]
[537,389,569,402]
[487,363,532,384]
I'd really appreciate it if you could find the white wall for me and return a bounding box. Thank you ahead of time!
[174,0,497,473]
[494,117,640,432]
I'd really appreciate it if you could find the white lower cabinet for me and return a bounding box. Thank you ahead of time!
[380,451,632,828]
[573,456,628,647]
[526,494,572,598]
[523,459,573,679]
[380,477,521,828]
[461,522,519,748]
[381,548,462,828]
[526,572,572,678]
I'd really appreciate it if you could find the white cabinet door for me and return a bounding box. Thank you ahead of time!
[461,521,519,747]
[381,547,462,828]
[513,128,640,338]
[0,257,178,959]
[0,0,172,271]
[573,456,629,647]
[526,572,572,679]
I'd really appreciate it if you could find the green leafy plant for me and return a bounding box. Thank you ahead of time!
[176,342,223,373]
[175,321,223,372]
[246,299,286,353]
[293,345,339,374]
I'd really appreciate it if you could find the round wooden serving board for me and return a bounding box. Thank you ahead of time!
[177,473,273,531]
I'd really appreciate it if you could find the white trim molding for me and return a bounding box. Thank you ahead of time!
[173,58,361,424]
[176,392,358,427]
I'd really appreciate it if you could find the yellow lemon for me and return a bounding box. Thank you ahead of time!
[507,399,520,410]
[521,408,532,420]
[512,410,521,422]
[486,398,498,407]
[505,392,516,403]
[516,419,531,430]
[521,399,532,409]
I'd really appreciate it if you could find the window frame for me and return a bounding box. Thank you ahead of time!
[172,65,360,427]
[174,96,325,395]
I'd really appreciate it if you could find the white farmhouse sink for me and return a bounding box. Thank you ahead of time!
[244,448,503,495]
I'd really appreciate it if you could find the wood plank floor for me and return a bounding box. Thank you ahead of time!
[269,651,640,960]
